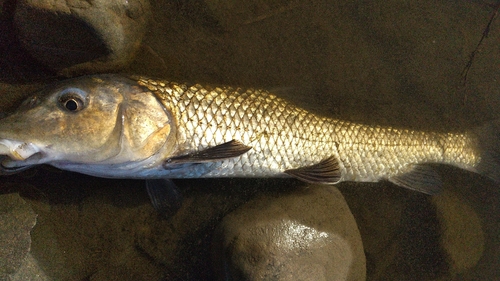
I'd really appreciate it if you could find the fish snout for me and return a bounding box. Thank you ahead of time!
[0,155,37,175]
[0,140,40,161]
[0,141,43,175]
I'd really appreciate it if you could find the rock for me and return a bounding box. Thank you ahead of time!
[213,185,366,281]
[432,189,485,275]
[0,192,38,279]
[8,253,50,281]
[14,0,151,76]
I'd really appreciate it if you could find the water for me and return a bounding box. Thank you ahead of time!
[1,0,499,280]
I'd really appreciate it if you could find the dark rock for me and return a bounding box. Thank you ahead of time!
[8,253,50,281]
[432,189,485,276]
[213,185,366,281]
[14,0,151,76]
[0,192,37,279]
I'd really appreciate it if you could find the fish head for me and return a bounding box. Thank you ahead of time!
[0,74,175,175]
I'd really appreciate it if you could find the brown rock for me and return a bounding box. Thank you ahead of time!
[0,192,37,279]
[213,185,366,281]
[432,189,485,275]
[9,253,50,281]
[14,0,151,76]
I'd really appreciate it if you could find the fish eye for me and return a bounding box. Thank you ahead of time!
[58,88,87,112]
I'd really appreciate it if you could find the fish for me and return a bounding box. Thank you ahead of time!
[0,74,498,212]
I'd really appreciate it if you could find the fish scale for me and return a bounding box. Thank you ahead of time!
[134,77,479,184]
[1,74,495,195]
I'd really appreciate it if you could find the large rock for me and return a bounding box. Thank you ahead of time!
[14,0,151,76]
[432,189,485,277]
[0,192,38,280]
[213,185,366,281]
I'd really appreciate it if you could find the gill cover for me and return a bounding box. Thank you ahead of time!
[77,75,176,164]
[115,80,175,164]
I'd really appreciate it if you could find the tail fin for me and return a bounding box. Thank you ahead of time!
[474,120,500,182]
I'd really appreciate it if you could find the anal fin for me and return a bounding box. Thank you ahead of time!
[388,164,442,195]
[284,156,341,185]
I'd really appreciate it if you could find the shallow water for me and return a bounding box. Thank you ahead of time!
[1,0,499,280]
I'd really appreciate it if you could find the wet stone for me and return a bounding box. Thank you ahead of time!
[8,253,50,281]
[213,185,366,281]
[0,193,37,279]
[14,0,151,76]
[432,189,485,275]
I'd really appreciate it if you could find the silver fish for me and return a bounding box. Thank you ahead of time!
[0,74,498,197]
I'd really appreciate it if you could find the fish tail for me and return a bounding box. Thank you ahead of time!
[473,120,500,182]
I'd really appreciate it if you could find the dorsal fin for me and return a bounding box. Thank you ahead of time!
[284,156,341,184]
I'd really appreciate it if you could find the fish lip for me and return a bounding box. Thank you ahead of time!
[0,140,41,161]
[0,140,45,174]
[0,156,34,175]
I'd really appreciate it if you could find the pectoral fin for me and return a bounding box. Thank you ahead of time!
[164,140,252,166]
[146,179,183,217]
[388,165,442,195]
[284,156,341,184]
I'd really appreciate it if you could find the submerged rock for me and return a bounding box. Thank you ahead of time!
[213,185,366,281]
[432,189,485,276]
[0,192,38,279]
[8,253,50,281]
[14,0,151,76]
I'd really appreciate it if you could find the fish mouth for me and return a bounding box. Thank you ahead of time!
[0,140,43,175]
[0,156,35,175]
